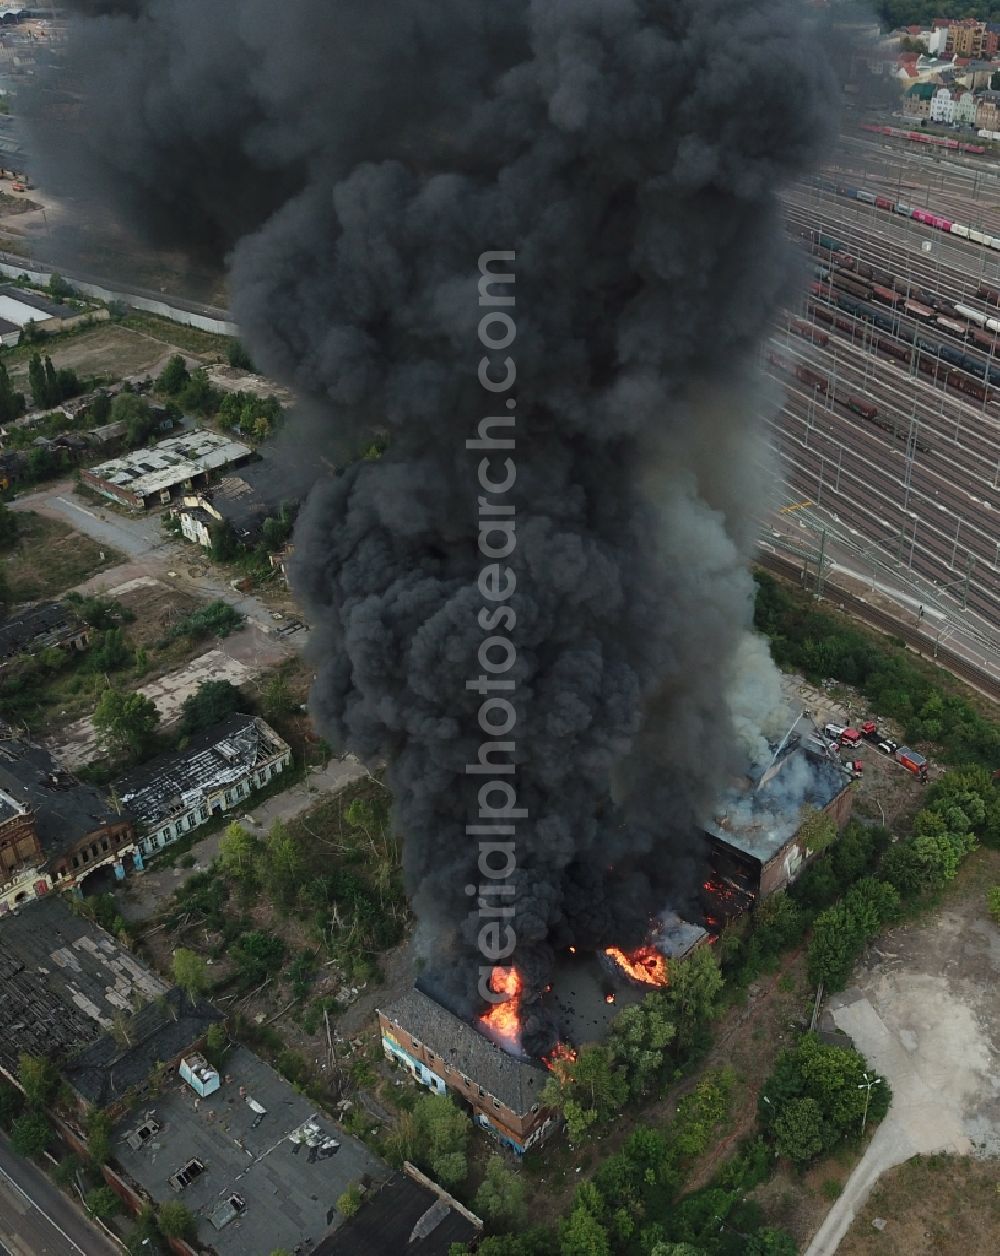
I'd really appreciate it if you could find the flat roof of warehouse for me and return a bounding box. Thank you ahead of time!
[113,1046,389,1256]
[0,285,78,319]
[87,429,251,498]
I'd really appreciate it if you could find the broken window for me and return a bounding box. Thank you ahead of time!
[168,1158,205,1191]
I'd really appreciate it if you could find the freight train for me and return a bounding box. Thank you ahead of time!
[859,122,987,156]
[814,175,1000,250]
[765,350,933,452]
[809,253,1000,386]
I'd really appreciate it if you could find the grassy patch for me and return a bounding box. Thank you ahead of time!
[119,312,231,357]
[839,1154,1000,1256]
[4,511,123,601]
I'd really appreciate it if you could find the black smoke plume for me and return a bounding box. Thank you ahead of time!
[30,1,840,1052]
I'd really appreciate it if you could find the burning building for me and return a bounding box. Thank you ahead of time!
[26,1,844,1042]
[703,712,854,907]
[378,987,555,1155]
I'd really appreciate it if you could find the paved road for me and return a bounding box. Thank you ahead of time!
[804,905,998,1255]
[10,480,310,651]
[0,1136,119,1256]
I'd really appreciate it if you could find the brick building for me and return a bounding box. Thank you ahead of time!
[703,714,855,904]
[0,721,136,912]
[379,987,556,1155]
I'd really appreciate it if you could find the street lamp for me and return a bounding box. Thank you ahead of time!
[858,1072,882,1135]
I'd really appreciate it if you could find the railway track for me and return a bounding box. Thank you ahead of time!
[755,550,1000,704]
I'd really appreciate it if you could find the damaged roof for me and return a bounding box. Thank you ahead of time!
[380,987,548,1115]
[117,714,288,829]
[704,716,850,864]
[0,894,167,1080]
[313,1166,480,1255]
[0,600,81,665]
[0,719,123,854]
[65,986,222,1108]
[87,428,251,500]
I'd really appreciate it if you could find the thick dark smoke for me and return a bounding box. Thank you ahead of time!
[30,1,841,1052]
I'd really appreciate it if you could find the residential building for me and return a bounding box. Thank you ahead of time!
[904,81,935,118]
[0,600,89,672]
[379,986,556,1155]
[118,713,291,858]
[976,90,1000,131]
[931,86,956,123]
[0,720,137,912]
[79,428,252,510]
[946,18,986,59]
[313,1163,481,1256]
[955,90,977,123]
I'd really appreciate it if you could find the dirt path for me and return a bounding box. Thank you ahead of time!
[804,861,1000,1255]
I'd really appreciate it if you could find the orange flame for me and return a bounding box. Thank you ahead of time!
[478,965,524,1049]
[604,992,616,1004]
[543,1041,578,1073]
[604,944,669,987]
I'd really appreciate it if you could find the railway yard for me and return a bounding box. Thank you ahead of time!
[765,128,1000,680]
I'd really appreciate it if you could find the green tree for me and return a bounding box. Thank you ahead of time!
[179,368,221,415]
[94,687,159,757]
[156,354,190,396]
[10,1110,52,1159]
[205,1021,230,1071]
[157,1200,196,1240]
[48,272,74,300]
[771,1096,825,1163]
[608,993,676,1098]
[559,1201,610,1256]
[89,627,132,673]
[337,1182,363,1217]
[209,518,240,561]
[0,1080,24,1129]
[18,1053,58,1108]
[988,886,1000,925]
[806,902,864,991]
[761,1034,890,1164]
[110,392,155,446]
[219,822,260,883]
[87,1108,113,1165]
[261,673,295,721]
[0,361,24,422]
[473,1156,527,1229]
[542,1045,628,1142]
[262,820,307,907]
[27,351,47,408]
[84,1185,121,1221]
[180,678,243,734]
[227,340,255,371]
[663,946,724,1048]
[172,948,208,1005]
[412,1093,470,1188]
